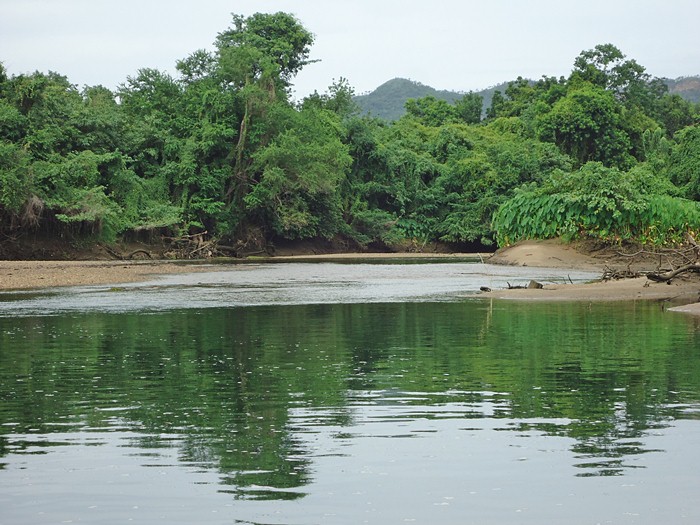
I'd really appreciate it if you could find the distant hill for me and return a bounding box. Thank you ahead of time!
[665,76,700,103]
[353,78,464,121]
[355,75,700,121]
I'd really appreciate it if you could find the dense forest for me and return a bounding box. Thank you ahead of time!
[1,12,699,257]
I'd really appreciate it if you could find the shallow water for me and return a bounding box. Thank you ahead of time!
[0,261,595,315]
[1,262,700,524]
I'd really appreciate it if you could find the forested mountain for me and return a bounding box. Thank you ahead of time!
[665,76,700,103]
[357,75,700,121]
[353,78,466,121]
[1,15,699,258]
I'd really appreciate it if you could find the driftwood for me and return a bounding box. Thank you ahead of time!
[126,249,152,260]
[162,232,220,259]
[602,264,641,281]
[647,262,700,283]
[644,233,700,283]
[100,244,153,260]
[160,230,275,259]
[503,280,544,290]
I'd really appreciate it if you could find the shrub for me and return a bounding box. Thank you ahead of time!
[493,162,700,246]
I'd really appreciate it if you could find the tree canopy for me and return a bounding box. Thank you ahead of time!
[1,19,699,256]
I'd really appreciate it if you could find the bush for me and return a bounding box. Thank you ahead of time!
[493,162,700,246]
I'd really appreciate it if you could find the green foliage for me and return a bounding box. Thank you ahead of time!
[1,29,697,250]
[0,99,27,141]
[405,96,457,127]
[572,43,668,110]
[454,92,483,124]
[244,105,351,239]
[302,77,359,119]
[656,94,697,137]
[433,125,571,244]
[536,82,635,168]
[338,113,572,246]
[30,152,120,237]
[215,12,315,92]
[493,162,700,246]
[667,124,700,200]
[0,141,31,213]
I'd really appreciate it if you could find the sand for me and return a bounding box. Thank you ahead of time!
[0,260,217,290]
[481,239,700,314]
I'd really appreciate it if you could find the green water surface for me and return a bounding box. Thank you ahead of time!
[1,299,700,524]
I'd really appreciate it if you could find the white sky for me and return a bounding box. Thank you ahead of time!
[1,0,698,100]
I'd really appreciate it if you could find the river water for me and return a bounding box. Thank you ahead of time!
[1,261,699,524]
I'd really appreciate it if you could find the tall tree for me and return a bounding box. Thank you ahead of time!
[211,13,316,240]
[454,92,483,124]
[536,82,633,169]
[572,43,667,112]
[215,12,315,93]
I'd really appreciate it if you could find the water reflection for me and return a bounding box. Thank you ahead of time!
[1,299,700,523]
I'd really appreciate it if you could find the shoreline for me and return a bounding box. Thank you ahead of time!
[0,253,481,291]
[0,259,217,290]
[479,239,700,314]
[2,242,700,315]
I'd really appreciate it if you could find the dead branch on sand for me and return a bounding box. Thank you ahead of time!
[644,233,700,283]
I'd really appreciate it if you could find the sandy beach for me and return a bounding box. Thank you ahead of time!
[0,260,218,290]
[481,239,700,314]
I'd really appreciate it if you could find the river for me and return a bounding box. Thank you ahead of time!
[1,261,699,524]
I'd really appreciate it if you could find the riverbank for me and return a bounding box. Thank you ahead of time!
[481,239,700,313]
[0,260,215,290]
[2,240,700,314]
[0,252,479,291]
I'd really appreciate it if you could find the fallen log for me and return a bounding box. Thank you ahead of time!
[647,263,700,283]
[126,249,152,260]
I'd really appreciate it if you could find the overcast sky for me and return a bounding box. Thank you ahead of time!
[1,0,698,100]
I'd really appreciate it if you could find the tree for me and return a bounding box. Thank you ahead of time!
[302,77,359,119]
[454,92,482,124]
[667,124,700,200]
[536,82,634,169]
[209,13,316,239]
[404,96,457,127]
[657,94,697,137]
[0,141,32,220]
[572,43,667,112]
[244,105,351,239]
[215,12,315,93]
[77,85,126,154]
[434,124,571,244]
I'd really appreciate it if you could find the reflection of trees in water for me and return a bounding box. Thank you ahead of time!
[1,301,700,489]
